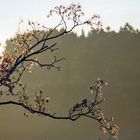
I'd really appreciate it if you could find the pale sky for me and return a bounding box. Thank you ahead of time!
[0,0,140,44]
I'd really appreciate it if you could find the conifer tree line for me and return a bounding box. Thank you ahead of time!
[0,3,140,138]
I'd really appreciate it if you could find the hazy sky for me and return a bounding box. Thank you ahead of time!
[0,0,140,43]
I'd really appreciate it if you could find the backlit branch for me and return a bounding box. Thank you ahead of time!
[0,3,118,137]
[0,3,101,89]
[0,79,119,136]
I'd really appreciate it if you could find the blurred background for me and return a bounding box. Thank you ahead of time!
[1,24,140,140]
[0,0,140,140]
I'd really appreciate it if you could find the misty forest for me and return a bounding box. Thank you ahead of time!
[0,3,139,140]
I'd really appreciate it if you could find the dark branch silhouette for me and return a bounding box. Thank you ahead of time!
[0,3,118,137]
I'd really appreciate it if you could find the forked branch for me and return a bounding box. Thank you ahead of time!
[0,3,118,138]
